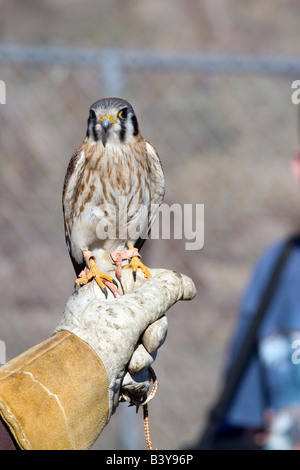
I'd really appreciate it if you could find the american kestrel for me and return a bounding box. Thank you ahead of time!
[63,98,165,297]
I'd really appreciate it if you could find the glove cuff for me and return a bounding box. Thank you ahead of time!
[0,331,109,450]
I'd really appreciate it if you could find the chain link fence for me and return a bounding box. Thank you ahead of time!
[0,44,300,449]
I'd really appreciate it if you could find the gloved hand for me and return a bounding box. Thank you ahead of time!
[54,267,196,418]
[0,267,196,450]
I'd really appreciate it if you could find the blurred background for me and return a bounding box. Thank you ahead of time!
[1,0,300,450]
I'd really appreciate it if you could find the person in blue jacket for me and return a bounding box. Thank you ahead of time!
[224,154,300,450]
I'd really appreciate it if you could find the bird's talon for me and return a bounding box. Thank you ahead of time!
[75,255,120,297]
[110,243,151,282]
[123,256,152,280]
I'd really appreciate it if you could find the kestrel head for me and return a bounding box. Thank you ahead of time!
[86,98,140,147]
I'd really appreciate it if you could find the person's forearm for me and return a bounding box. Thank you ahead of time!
[0,331,109,450]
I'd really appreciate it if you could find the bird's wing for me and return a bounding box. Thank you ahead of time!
[146,140,165,206]
[135,141,165,252]
[62,143,87,275]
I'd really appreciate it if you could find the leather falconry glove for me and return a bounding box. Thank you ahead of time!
[0,268,196,450]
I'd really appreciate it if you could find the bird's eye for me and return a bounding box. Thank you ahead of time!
[118,108,128,119]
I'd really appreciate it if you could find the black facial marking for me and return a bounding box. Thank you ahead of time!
[86,117,92,138]
[119,121,126,142]
[92,123,98,141]
[87,108,98,140]
[131,114,139,136]
[89,108,96,120]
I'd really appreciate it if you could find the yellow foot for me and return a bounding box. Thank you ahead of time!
[76,254,120,298]
[123,255,152,281]
[110,242,151,282]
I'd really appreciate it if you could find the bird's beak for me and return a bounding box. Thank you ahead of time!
[100,115,115,132]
